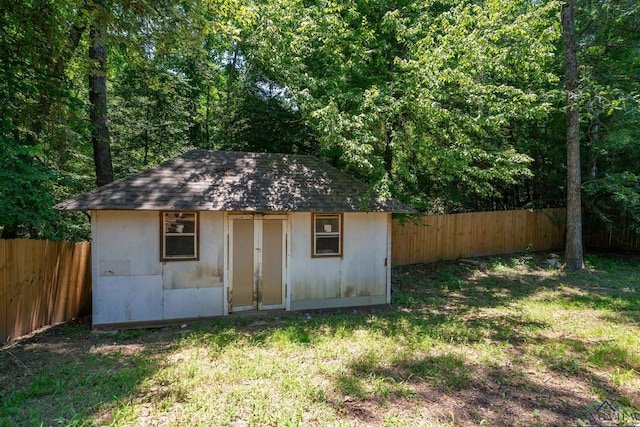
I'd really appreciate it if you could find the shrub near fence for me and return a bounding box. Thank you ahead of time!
[392,208,566,266]
[0,239,91,342]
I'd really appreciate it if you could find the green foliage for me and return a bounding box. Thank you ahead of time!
[584,172,640,236]
[109,50,197,175]
[400,0,564,211]
[221,80,320,154]
[0,142,58,239]
[0,0,90,240]
[1,0,638,237]
[578,0,640,234]
[244,0,566,212]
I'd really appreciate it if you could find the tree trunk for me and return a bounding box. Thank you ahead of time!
[562,0,583,271]
[89,20,114,187]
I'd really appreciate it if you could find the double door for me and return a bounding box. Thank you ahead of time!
[229,215,286,312]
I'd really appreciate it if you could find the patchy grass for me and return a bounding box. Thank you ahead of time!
[1,252,639,426]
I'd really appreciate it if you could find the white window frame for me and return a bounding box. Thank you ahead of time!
[161,211,199,261]
[312,213,342,257]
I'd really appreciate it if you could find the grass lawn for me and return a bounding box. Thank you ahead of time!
[1,252,639,426]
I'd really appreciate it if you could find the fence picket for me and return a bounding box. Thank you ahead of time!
[0,240,91,342]
[392,208,567,266]
[6,240,18,339]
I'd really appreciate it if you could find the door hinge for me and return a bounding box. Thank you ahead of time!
[384,257,388,267]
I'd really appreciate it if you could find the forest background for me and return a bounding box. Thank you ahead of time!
[1,0,638,243]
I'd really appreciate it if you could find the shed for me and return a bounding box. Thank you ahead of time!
[55,150,413,328]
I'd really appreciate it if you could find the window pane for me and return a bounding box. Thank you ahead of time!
[316,236,339,254]
[166,235,195,257]
[166,213,195,233]
[179,213,196,233]
[316,216,339,233]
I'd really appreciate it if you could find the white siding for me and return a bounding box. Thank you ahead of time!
[289,212,390,310]
[95,211,162,277]
[162,211,225,289]
[289,213,341,300]
[92,210,391,325]
[92,210,225,326]
[163,288,224,319]
[93,275,164,324]
[341,213,388,297]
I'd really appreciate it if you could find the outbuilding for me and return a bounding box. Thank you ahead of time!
[55,150,412,328]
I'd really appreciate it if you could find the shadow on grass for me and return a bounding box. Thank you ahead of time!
[1,252,638,426]
[195,252,637,425]
[0,316,324,425]
[0,322,175,426]
[316,252,640,424]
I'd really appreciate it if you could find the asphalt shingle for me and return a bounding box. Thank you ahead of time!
[55,150,413,213]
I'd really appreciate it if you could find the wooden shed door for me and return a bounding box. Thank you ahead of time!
[261,218,284,309]
[231,218,256,311]
[229,215,286,312]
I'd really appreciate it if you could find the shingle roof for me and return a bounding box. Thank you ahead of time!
[55,150,414,213]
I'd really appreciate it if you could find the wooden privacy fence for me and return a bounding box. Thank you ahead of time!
[392,208,566,266]
[0,239,91,342]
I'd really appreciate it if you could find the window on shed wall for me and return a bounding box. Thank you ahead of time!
[161,212,199,261]
[313,213,342,257]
